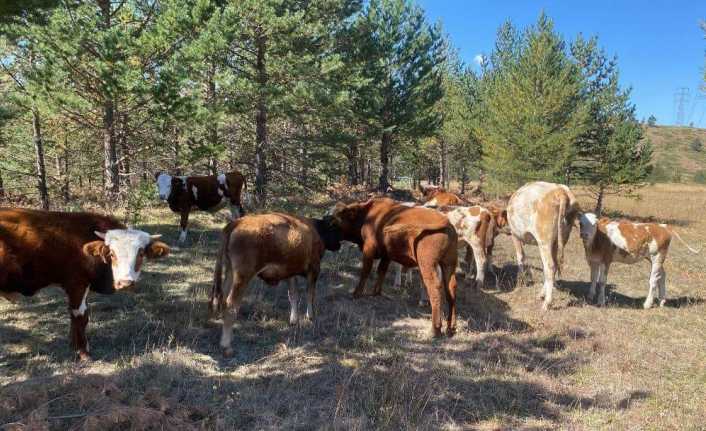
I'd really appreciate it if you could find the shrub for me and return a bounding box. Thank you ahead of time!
[694,170,706,184]
[690,138,703,152]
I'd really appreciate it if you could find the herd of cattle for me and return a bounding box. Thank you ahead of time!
[0,171,700,360]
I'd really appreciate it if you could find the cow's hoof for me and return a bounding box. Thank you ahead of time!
[541,302,551,312]
[643,301,654,309]
[77,351,92,362]
[659,299,666,307]
[431,328,443,338]
[223,347,234,358]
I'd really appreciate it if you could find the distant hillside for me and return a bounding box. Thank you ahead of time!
[643,125,706,183]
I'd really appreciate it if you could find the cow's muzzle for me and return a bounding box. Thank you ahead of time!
[115,280,136,290]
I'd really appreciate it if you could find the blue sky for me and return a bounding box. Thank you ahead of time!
[417,0,706,127]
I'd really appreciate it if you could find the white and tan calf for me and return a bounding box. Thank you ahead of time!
[505,182,580,310]
[578,213,699,308]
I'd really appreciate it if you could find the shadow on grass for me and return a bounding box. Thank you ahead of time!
[559,280,705,309]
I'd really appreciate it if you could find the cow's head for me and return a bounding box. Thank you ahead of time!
[329,199,374,244]
[155,172,173,200]
[83,229,170,290]
[578,212,598,244]
[313,215,343,252]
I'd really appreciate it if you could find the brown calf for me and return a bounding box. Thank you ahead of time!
[419,185,466,207]
[210,213,342,357]
[156,171,246,243]
[578,213,700,308]
[0,208,169,360]
[330,198,459,337]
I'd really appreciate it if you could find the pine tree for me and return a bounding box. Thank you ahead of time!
[572,35,652,214]
[479,14,589,188]
[352,0,444,191]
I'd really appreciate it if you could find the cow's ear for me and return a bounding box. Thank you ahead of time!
[146,241,170,259]
[83,240,110,264]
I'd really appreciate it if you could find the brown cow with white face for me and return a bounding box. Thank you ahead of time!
[504,182,581,310]
[209,213,342,357]
[330,198,459,337]
[0,208,170,360]
[578,213,700,308]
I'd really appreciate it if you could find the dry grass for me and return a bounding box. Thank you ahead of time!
[2,184,706,430]
[644,126,706,180]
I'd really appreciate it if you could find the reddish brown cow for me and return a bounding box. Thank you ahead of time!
[156,171,247,243]
[331,198,459,337]
[419,185,466,207]
[210,213,342,357]
[0,208,169,360]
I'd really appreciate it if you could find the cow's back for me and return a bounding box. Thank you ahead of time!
[507,182,576,241]
[228,213,320,282]
[0,208,124,296]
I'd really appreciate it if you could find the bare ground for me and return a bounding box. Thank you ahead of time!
[1,184,705,430]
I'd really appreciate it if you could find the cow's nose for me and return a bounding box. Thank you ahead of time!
[115,280,136,290]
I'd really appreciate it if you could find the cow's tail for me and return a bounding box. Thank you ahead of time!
[556,194,568,277]
[668,228,701,254]
[209,221,237,316]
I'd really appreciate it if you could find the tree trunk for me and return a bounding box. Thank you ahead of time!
[439,138,448,189]
[378,131,391,191]
[32,108,49,210]
[118,112,131,188]
[594,185,605,216]
[254,31,268,205]
[0,167,5,199]
[460,166,467,194]
[98,0,119,199]
[206,63,218,176]
[347,141,359,185]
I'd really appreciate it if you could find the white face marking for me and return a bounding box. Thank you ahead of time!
[102,229,153,285]
[606,222,629,252]
[424,198,438,207]
[72,288,89,317]
[217,173,228,190]
[156,173,172,200]
[191,185,198,200]
[579,213,598,242]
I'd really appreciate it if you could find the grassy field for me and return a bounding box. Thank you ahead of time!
[1,184,705,430]
[644,125,706,182]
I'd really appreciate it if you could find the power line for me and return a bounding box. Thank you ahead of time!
[673,87,690,126]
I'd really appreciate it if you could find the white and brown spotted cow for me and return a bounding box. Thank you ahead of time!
[578,213,700,308]
[0,208,170,360]
[504,181,581,310]
[156,171,246,243]
[393,204,505,298]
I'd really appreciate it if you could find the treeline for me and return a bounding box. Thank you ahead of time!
[0,1,650,213]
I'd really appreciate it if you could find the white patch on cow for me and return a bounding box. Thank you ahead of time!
[72,288,89,317]
[579,212,598,242]
[648,238,659,254]
[178,229,188,244]
[423,198,438,207]
[217,173,228,190]
[156,173,172,200]
[101,229,153,285]
[191,185,198,201]
[399,201,417,207]
[606,222,629,252]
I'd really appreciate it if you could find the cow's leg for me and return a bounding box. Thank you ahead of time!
[471,243,486,289]
[67,286,90,361]
[441,264,457,337]
[305,271,318,321]
[486,243,497,285]
[178,210,190,244]
[463,244,474,281]
[537,242,556,310]
[657,256,667,307]
[371,257,390,296]
[597,263,609,306]
[352,255,374,298]
[511,235,528,284]
[418,262,443,337]
[288,278,300,325]
[393,263,403,290]
[589,261,599,300]
[645,255,664,309]
[221,273,249,357]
